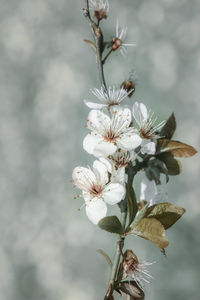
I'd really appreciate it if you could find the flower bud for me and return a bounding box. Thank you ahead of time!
[112,38,122,51]
[121,80,135,97]
[123,250,139,276]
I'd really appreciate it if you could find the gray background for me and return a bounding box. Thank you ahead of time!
[0,0,200,299]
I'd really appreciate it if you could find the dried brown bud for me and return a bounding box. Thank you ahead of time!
[121,80,135,97]
[118,281,145,299]
[94,9,107,21]
[121,249,154,290]
[112,38,122,51]
[123,250,139,275]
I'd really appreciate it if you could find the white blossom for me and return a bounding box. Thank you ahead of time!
[140,177,157,206]
[132,102,165,155]
[89,0,109,13]
[72,160,125,224]
[110,149,135,169]
[112,21,136,56]
[100,150,136,184]
[83,108,142,157]
[84,86,133,110]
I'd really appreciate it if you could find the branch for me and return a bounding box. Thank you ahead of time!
[104,160,147,299]
[102,49,113,64]
[82,3,107,92]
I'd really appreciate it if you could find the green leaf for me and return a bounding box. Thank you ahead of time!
[130,218,169,249]
[98,216,124,234]
[160,113,176,140]
[156,139,197,157]
[156,153,182,175]
[144,202,186,229]
[148,158,169,183]
[145,166,161,184]
[126,183,138,226]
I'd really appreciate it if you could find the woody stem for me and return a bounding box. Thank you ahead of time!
[104,161,146,299]
[83,1,107,92]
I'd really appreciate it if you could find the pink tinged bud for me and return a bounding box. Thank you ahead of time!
[112,38,122,51]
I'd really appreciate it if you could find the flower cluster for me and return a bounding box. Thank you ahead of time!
[72,84,166,223]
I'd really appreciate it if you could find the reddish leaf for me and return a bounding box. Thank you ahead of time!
[157,140,197,157]
[160,113,176,140]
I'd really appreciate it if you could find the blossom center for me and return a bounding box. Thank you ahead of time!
[89,184,103,197]
[139,126,153,139]
[108,101,119,106]
[94,9,107,20]
[111,152,131,168]
[104,127,118,142]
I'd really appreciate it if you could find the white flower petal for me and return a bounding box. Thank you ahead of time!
[72,167,95,191]
[117,131,142,150]
[84,100,107,109]
[111,108,132,134]
[99,157,112,173]
[112,167,126,185]
[87,109,111,132]
[85,198,107,224]
[103,183,125,205]
[93,140,117,157]
[93,160,108,185]
[132,102,148,126]
[140,177,157,205]
[83,133,102,155]
[141,140,156,155]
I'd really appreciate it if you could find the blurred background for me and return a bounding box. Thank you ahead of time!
[0,0,199,299]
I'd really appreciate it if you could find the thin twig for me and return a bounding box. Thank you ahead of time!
[108,211,127,288]
[102,49,113,64]
[83,2,107,92]
[85,0,90,15]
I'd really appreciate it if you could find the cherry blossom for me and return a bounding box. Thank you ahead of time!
[72,159,125,224]
[84,86,133,110]
[83,108,142,157]
[112,21,136,56]
[132,102,165,155]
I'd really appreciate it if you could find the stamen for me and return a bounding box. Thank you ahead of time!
[78,202,86,211]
